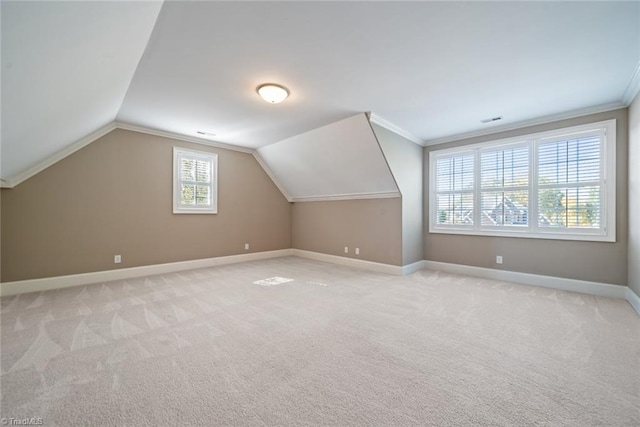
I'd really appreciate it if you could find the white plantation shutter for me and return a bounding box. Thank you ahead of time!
[434,153,474,226]
[480,144,529,227]
[537,133,602,230]
[429,120,615,242]
[173,148,218,214]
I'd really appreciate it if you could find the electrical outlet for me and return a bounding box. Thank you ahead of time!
[114,254,122,264]
[496,255,503,264]
[355,248,360,255]
[344,246,349,254]
[244,243,249,250]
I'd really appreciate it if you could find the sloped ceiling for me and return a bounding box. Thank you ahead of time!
[117,0,639,147]
[2,1,639,193]
[257,114,398,201]
[1,1,162,179]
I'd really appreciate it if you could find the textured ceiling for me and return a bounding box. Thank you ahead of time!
[2,1,639,184]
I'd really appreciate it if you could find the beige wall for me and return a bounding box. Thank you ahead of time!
[1,129,292,282]
[0,190,2,282]
[424,109,628,285]
[292,198,402,266]
[372,124,424,265]
[629,95,640,296]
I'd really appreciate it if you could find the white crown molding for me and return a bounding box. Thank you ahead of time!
[291,249,404,275]
[368,112,425,146]
[0,119,292,202]
[251,151,292,202]
[115,123,295,202]
[116,122,292,202]
[623,61,640,106]
[0,121,289,200]
[115,122,254,154]
[423,102,626,146]
[0,249,294,297]
[627,287,640,316]
[291,191,401,203]
[5,122,118,188]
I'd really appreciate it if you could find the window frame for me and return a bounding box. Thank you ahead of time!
[173,147,218,214]
[428,119,616,242]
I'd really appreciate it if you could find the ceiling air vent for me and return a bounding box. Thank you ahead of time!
[196,131,216,137]
[480,116,503,124]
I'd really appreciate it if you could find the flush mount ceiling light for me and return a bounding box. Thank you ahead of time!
[257,83,289,104]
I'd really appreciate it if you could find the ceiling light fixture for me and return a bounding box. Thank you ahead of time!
[257,83,289,104]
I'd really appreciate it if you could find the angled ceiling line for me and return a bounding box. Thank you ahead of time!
[366,117,404,200]
[4,1,637,177]
[2,116,406,205]
[114,1,166,122]
[251,151,292,202]
[257,113,400,201]
[0,121,261,188]
[2,122,118,188]
[368,113,425,147]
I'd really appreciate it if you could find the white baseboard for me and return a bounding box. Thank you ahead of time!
[291,249,404,275]
[0,249,294,297]
[422,260,628,300]
[4,250,637,317]
[626,287,640,315]
[402,260,426,275]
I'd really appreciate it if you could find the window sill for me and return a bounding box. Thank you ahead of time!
[428,226,615,243]
[173,209,218,215]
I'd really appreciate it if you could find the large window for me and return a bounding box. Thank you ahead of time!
[429,120,616,242]
[173,147,218,214]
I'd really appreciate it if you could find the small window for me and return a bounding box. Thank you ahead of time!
[429,119,616,242]
[173,147,218,214]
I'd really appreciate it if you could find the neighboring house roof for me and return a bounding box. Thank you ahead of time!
[453,195,553,226]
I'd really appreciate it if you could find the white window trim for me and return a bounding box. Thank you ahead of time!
[429,119,616,242]
[173,147,218,214]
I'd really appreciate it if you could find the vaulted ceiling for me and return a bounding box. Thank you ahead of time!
[1,1,163,181]
[2,1,639,185]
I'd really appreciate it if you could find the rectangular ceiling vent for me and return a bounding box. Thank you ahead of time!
[196,131,216,137]
[480,116,503,124]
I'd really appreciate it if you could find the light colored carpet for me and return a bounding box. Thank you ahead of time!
[1,256,638,426]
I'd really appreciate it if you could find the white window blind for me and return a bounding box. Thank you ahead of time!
[480,144,529,228]
[429,120,615,242]
[537,134,602,230]
[173,147,218,214]
[434,153,474,226]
